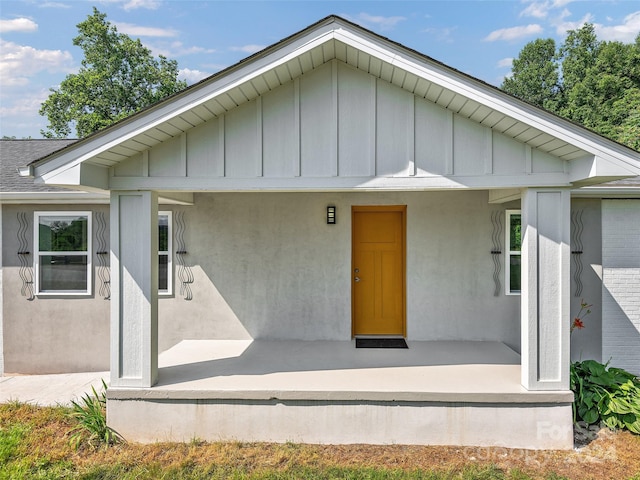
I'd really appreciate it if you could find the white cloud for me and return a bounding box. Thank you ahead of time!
[497,57,514,68]
[0,18,38,33]
[0,85,51,137]
[39,2,72,8]
[556,8,572,22]
[122,0,161,11]
[1,75,30,88]
[552,0,575,8]
[115,22,178,37]
[150,41,216,57]
[553,12,594,36]
[520,2,551,19]
[595,11,640,42]
[422,26,457,43]
[484,24,543,42]
[230,44,266,54]
[178,68,210,84]
[0,40,74,87]
[344,13,406,31]
[520,1,575,19]
[98,0,161,11]
[0,88,49,117]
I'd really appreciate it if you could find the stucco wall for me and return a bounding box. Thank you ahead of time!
[569,199,603,362]
[1,204,110,374]
[160,191,521,351]
[3,193,618,374]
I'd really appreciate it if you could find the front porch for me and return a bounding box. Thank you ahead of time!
[107,340,574,449]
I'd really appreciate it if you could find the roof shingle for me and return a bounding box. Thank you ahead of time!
[1,139,77,193]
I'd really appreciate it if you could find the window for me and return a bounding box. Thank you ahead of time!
[35,211,171,295]
[34,212,91,295]
[158,211,172,295]
[506,210,521,295]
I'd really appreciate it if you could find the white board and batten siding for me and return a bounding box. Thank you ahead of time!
[112,61,567,189]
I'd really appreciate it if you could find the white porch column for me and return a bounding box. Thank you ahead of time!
[110,191,159,388]
[521,188,571,391]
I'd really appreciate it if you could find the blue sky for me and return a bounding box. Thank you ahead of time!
[1,0,639,138]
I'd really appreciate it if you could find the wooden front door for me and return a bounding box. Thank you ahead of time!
[352,206,406,336]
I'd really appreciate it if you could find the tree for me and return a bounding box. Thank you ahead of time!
[556,23,600,95]
[502,25,640,151]
[40,8,187,138]
[501,38,559,110]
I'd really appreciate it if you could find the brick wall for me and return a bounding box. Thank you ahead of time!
[602,200,640,375]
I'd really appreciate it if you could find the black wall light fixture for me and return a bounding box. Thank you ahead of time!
[327,206,336,224]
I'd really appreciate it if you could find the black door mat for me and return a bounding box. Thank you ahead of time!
[355,338,408,349]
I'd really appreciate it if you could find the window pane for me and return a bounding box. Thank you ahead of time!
[510,255,521,293]
[159,254,168,291]
[39,216,88,252]
[159,216,169,252]
[510,214,521,252]
[40,255,88,291]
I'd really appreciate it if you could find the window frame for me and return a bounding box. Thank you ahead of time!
[158,211,172,296]
[34,211,92,296]
[505,209,522,296]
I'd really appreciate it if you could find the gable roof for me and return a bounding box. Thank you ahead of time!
[26,15,640,190]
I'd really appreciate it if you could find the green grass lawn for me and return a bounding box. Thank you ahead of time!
[2,402,639,480]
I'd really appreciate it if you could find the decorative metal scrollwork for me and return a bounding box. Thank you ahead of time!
[490,210,503,297]
[95,211,110,300]
[571,209,584,297]
[17,212,34,300]
[175,210,194,300]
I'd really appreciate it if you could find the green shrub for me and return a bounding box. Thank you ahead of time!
[67,379,123,449]
[570,359,640,434]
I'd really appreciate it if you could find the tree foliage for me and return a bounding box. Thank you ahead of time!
[502,24,640,151]
[40,8,187,138]
[501,38,559,110]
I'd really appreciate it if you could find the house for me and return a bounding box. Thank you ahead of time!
[2,16,639,449]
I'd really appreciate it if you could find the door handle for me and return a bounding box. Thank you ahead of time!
[354,276,360,282]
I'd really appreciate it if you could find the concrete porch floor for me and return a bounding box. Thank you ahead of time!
[107,340,574,449]
[111,340,569,403]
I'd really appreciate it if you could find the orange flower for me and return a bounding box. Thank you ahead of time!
[570,299,592,335]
